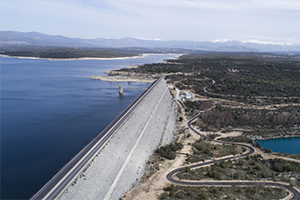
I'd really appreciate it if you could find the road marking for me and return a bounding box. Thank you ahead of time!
[103,87,168,200]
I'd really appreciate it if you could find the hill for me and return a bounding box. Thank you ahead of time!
[1,31,300,52]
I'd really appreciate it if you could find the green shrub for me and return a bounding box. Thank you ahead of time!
[156,142,183,160]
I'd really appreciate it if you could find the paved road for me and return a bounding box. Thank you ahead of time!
[176,99,186,110]
[31,76,165,200]
[167,112,300,200]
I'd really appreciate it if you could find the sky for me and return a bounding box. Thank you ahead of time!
[1,0,300,44]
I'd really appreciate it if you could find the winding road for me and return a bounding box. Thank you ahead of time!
[166,112,300,200]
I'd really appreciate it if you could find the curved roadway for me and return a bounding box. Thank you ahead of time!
[167,112,300,200]
[31,76,165,200]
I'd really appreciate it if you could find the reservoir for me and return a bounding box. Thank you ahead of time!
[0,54,178,199]
[256,137,300,154]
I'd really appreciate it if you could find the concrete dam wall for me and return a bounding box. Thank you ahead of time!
[59,78,177,200]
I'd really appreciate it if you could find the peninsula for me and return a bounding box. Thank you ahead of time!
[90,69,157,83]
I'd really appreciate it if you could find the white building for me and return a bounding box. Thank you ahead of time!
[181,91,194,99]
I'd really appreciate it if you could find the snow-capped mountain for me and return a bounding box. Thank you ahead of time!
[1,31,299,52]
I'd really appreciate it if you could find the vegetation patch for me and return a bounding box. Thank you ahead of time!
[159,185,288,200]
[273,152,300,160]
[0,47,139,59]
[200,105,300,130]
[184,100,214,114]
[142,154,165,181]
[218,136,253,144]
[177,155,300,187]
[246,129,300,139]
[185,139,245,164]
[156,142,184,160]
[125,52,300,105]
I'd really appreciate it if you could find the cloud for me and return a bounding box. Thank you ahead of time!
[1,0,299,44]
[108,0,300,12]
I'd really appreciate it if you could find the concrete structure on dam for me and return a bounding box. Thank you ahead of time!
[58,78,178,200]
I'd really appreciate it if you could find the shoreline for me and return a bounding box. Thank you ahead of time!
[160,53,183,63]
[1,52,181,83]
[254,135,300,141]
[89,53,182,83]
[0,54,143,61]
[0,53,181,61]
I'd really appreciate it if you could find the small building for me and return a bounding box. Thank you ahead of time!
[184,72,193,76]
[181,91,195,99]
[290,177,297,186]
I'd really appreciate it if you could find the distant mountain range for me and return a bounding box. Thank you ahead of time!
[1,31,300,52]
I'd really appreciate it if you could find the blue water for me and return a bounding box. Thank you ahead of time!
[256,137,300,154]
[0,54,177,199]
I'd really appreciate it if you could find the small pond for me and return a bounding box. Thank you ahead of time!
[256,137,300,154]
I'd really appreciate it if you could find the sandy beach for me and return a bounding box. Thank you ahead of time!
[89,53,182,83]
[0,54,144,61]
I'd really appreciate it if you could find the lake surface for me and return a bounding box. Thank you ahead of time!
[0,54,177,199]
[256,137,300,154]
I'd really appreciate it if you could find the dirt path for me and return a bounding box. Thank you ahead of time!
[255,148,300,164]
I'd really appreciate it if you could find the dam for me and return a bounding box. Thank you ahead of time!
[32,76,177,199]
